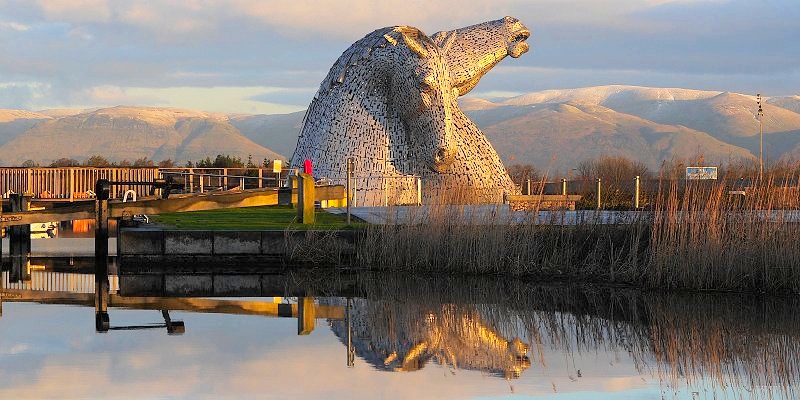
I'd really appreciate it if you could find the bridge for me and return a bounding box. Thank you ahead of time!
[1,271,346,335]
[0,167,348,332]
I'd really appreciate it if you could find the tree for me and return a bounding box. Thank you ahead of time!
[84,155,111,167]
[21,159,38,167]
[158,159,176,168]
[195,155,245,168]
[506,164,541,185]
[576,156,652,209]
[49,158,80,167]
[132,157,155,167]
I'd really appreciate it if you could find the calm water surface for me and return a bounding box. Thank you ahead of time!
[0,238,798,399]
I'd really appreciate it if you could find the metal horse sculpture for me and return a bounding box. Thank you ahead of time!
[291,17,531,204]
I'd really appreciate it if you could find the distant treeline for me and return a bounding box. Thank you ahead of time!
[17,154,279,169]
[508,155,800,209]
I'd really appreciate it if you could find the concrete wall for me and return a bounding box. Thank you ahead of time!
[118,228,359,290]
[119,227,359,296]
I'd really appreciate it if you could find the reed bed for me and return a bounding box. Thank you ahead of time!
[353,178,800,293]
[320,273,800,399]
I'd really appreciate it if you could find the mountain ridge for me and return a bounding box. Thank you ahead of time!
[2,85,799,170]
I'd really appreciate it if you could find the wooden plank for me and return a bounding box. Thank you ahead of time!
[0,203,95,227]
[315,184,345,201]
[0,290,345,319]
[507,194,583,201]
[109,188,281,217]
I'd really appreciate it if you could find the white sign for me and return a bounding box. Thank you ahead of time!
[686,166,717,180]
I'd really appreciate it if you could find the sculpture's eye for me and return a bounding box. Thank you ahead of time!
[420,72,437,93]
[420,92,432,109]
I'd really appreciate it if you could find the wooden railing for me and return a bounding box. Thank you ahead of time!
[0,167,159,200]
[0,167,282,201]
[2,270,119,293]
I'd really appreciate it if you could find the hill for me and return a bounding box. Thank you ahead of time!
[0,106,285,165]
[4,85,800,171]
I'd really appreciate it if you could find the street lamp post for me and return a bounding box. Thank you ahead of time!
[757,93,764,181]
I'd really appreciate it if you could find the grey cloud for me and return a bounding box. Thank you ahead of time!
[0,0,797,111]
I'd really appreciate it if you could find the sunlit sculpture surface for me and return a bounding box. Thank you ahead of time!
[290,17,531,204]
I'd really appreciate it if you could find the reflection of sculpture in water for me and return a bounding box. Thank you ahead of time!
[327,299,531,379]
[290,17,530,205]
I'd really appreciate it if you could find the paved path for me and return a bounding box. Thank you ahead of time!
[326,206,645,225]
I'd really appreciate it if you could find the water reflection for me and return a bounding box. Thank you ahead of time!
[1,266,799,399]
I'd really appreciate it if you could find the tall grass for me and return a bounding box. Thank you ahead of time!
[349,176,800,293]
[317,273,800,399]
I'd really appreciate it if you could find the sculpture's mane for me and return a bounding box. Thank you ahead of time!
[318,26,437,93]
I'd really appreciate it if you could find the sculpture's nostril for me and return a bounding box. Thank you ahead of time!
[431,147,453,172]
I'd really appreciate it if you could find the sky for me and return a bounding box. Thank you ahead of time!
[0,0,798,114]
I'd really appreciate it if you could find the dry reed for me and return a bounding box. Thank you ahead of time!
[318,273,800,399]
[353,177,800,293]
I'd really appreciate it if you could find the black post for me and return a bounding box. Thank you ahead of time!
[346,298,354,367]
[9,194,31,282]
[95,179,110,332]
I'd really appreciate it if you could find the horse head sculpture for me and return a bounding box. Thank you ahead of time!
[290,17,531,205]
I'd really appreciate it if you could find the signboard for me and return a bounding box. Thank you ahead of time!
[686,166,717,180]
[272,159,282,173]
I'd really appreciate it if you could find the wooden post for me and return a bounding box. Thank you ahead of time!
[383,177,388,207]
[69,169,75,202]
[258,169,263,189]
[26,169,32,195]
[189,168,194,193]
[199,174,204,193]
[94,179,110,332]
[346,298,354,367]
[297,173,315,224]
[635,175,641,209]
[297,296,315,335]
[9,194,31,283]
[223,168,228,189]
[346,158,353,224]
[596,178,602,210]
[526,178,531,195]
[416,177,422,206]
[561,178,567,196]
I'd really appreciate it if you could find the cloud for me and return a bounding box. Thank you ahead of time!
[0,0,796,112]
[34,0,112,23]
[0,20,30,31]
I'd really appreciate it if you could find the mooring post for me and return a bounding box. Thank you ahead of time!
[94,179,110,332]
[0,197,3,268]
[561,178,567,196]
[297,173,315,224]
[9,194,31,283]
[346,158,353,224]
[596,178,602,210]
[297,296,315,335]
[346,298,354,367]
[634,175,640,209]
[526,178,531,195]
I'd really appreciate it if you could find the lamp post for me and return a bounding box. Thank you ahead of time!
[757,93,764,181]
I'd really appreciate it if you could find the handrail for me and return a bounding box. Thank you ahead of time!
[159,171,277,181]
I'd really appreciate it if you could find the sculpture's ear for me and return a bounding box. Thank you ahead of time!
[431,31,457,55]
[394,27,430,59]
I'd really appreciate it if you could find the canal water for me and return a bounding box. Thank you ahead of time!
[1,236,798,399]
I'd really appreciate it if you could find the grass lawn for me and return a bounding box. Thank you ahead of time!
[149,205,362,230]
